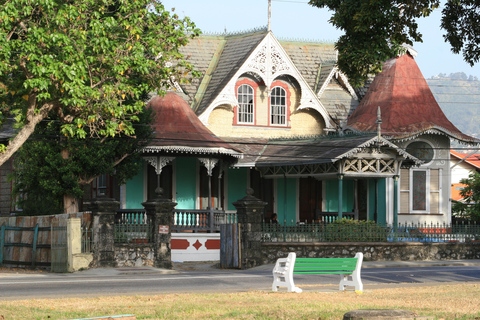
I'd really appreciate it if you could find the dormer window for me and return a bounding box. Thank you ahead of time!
[270,86,286,125]
[237,84,254,124]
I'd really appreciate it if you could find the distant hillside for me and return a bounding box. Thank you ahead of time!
[426,72,480,140]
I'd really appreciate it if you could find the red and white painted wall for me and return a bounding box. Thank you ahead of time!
[171,233,220,262]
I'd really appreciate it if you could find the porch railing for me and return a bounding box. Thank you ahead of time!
[261,221,480,243]
[114,210,153,243]
[114,209,237,240]
[315,212,357,223]
[172,209,237,232]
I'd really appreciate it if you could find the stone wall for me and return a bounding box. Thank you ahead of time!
[114,244,155,267]
[260,242,480,265]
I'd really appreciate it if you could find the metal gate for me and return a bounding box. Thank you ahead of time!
[51,223,68,273]
[220,223,241,269]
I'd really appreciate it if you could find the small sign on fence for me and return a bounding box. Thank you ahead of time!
[158,225,169,234]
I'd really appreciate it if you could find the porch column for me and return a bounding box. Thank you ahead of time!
[338,174,344,219]
[199,158,219,231]
[393,175,399,227]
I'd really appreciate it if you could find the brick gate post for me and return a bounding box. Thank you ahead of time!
[91,197,120,267]
[233,188,267,269]
[142,188,177,269]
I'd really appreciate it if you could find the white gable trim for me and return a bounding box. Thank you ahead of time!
[317,66,358,101]
[198,32,335,129]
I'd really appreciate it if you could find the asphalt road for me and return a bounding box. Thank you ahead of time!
[1,261,480,300]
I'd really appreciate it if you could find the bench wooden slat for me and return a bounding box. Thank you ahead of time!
[272,252,364,293]
[293,271,354,274]
[296,258,357,263]
[295,261,357,267]
[295,266,356,271]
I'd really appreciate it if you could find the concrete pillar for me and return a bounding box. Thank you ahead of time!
[142,188,177,269]
[91,197,120,267]
[67,218,81,272]
[233,188,267,269]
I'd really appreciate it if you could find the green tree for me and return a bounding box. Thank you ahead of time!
[309,0,479,87]
[10,107,153,215]
[452,171,480,221]
[0,0,199,164]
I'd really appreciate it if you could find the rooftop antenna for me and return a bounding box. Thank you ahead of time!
[268,0,271,31]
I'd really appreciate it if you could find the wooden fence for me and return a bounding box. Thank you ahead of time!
[0,212,92,268]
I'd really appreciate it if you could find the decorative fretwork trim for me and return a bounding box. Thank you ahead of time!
[144,156,175,175]
[198,158,219,176]
[143,146,243,159]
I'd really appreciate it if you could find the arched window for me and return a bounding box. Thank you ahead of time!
[270,86,286,125]
[237,84,254,124]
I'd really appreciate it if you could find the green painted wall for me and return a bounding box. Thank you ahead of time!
[377,178,387,225]
[227,168,248,210]
[368,179,376,221]
[368,179,387,224]
[277,178,297,225]
[324,179,355,213]
[175,158,197,209]
[125,164,144,209]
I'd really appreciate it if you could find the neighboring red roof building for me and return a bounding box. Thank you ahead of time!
[451,150,480,201]
[346,52,477,144]
[451,150,480,170]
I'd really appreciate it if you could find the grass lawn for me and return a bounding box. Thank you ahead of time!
[1,283,480,319]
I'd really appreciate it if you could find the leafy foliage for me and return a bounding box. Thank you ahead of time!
[324,218,388,242]
[309,0,439,87]
[0,0,200,164]
[441,0,480,67]
[10,107,153,215]
[452,172,480,221]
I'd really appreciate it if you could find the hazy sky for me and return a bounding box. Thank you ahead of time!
[161,0,479,80]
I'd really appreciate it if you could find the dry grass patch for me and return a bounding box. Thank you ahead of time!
[1,283,480,319]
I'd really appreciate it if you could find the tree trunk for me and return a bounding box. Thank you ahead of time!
[61,148,79,213]
[64,194,79,213]
[0,100,56,166]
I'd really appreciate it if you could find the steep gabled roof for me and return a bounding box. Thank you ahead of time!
[179,30,268,116]
[280,41,336,91]
[346,53,478,144]
[144,92,242,158]
[179,31,360,124]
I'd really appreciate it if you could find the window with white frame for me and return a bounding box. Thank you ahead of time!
[270,86,286,125]
[400,168,441,214]
[410,169,430,213]
[237,84,254,124]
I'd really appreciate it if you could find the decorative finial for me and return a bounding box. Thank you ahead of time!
[155,186,164,199]
[376,106,382,141]
[268,0,271,31]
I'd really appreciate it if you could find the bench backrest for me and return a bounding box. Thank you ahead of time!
[294,257,358,274]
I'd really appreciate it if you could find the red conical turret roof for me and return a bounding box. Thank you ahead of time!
[347,53,476,143]
[143,92,242,158]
